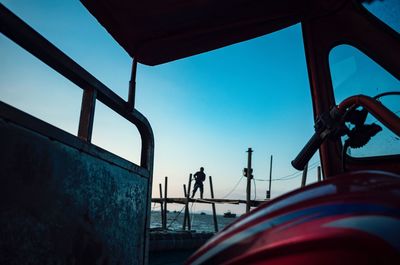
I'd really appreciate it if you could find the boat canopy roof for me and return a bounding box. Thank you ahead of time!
[81,0,346,65]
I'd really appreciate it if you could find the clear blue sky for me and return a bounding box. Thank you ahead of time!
[1,0,398,214]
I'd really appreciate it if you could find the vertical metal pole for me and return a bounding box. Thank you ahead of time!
[317,166,322,182]
[159,183,164,229]
[78,88,97,142]
[267,155,273,199]
[128,59,137,112]
[163,176,168,230]
[246,148,253,213]
[301,163,308,188]
[209,176,218,232]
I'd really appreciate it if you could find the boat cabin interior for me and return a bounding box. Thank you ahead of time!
[0,0,399,264]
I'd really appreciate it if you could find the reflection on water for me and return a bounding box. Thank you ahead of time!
[151,211,238,232]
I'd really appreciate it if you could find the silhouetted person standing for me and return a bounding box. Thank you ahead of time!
[191,167,206,199]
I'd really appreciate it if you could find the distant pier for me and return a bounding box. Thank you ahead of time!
[151,197,265,207]
[151,174,269,234]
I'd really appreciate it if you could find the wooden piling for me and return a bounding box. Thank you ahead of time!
[183,184,188,230]
[301,163,308,187]
[209,176,218,232]
[183,174,192,231]
[159,183,164,229]
[163,176,168,229]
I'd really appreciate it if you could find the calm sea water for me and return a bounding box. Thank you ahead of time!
[150,211,238,232]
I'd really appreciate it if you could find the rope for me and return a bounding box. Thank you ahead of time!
[253,178,256,200]
[151,202,159,210]
[221,176,244,199]
[254,161,320,182]
[166,206,185,229]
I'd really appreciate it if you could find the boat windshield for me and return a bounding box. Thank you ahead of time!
[329,44,400,158]
[361,0,400,33]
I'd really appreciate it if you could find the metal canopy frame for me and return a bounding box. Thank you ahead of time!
[79,0,400,176]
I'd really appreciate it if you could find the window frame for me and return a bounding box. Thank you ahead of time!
[301,0,400,177]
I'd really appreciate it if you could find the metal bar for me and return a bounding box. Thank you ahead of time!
[301,163,308,187]
[128,59,137,111]
[317,166,322,182]
[209,176,218,232]
[246,148,253,213]
[142,135,154,265]
[163,177,168,230]
[78,89,97,142]
[159,183,164,228]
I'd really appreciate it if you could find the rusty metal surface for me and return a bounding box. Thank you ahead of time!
[0,111,148,264]
[0,102,149,177]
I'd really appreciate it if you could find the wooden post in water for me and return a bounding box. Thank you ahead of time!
[163,176,168,229]
[246,148,253,213]
[159,183,164,229]
[183,174,192,231]
[183,184,188,230]
[317,166,321,182]
[209,176,218,232]
[301,163,308,188]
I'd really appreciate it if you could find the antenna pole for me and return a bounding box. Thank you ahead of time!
[128,59,137,111]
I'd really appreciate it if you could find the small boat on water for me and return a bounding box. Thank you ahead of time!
[223,211,236,218]
[200,212,206,215]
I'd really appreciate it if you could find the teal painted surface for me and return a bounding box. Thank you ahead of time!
[0,116,148,265]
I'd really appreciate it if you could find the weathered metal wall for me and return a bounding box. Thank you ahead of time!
[0,113,149,265]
